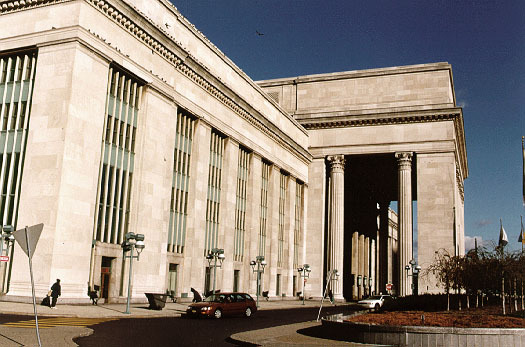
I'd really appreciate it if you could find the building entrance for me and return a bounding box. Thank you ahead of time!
[100,256,113,300]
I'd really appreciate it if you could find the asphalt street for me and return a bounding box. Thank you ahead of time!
[72,305,360,346]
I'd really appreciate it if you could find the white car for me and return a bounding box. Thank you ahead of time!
[357,294,391,310]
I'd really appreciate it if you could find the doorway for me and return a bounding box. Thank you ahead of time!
[168,263,178,295]
[100,256,113,300]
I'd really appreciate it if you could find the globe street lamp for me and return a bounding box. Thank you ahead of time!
[206,248,225,296]
[250,256,266,308]
[0,225,14,293]
[121,232,145,314]
[405,259,422,296]
[297,264,311,305]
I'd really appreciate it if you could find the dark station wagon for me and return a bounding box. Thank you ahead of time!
[186,292,257,319]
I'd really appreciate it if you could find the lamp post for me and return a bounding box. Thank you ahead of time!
[405,259,422,296]
[250,256,266,308]
[0,225,14,293]
[0,225,14,255]
[206,248,225,296]
[121,232,145,314]
[297,264,311,305]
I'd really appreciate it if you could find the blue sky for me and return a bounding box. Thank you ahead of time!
[170,1,525,251]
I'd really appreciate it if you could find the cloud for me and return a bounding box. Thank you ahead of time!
[457,100,468,108]
[465,236,483,251]
[475,219,492,228]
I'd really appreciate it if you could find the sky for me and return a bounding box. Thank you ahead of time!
[170,1,525,252]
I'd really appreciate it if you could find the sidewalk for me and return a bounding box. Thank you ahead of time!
[0,298,361,347]
[0,297,334,318]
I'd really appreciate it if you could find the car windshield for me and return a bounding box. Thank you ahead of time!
[368,295,383,300]
[204,294,225,303]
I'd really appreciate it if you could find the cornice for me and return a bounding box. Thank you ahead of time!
[0,0,311,165]
[0,0,72,12]
[150,0,305,135]
[300,107,468,181]
[297,109,462,130]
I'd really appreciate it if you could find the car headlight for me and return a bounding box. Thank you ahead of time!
[187,306,193,310]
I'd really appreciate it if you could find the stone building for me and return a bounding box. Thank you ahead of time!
[0,0,467,303]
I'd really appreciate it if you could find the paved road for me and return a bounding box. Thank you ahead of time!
[73,305,360,346]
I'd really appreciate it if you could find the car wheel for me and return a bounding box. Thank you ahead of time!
[374,303,380,311]
[244,307,252,317]
[214,308,222,319]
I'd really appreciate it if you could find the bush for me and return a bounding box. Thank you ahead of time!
[381,294,451,312]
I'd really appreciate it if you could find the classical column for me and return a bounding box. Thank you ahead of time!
[371,238,376,294]
[358,233,365,299]
[396,152,413,297]
[351,231,359,299]
[378,201,390,294]
[364,236,370,296]
[327,155,345,300]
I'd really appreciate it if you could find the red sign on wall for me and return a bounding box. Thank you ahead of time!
[386,283,393,291]
[0,255,9,262]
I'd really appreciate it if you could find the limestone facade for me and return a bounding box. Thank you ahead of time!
[259,62,468,299]
[0,0,467,302]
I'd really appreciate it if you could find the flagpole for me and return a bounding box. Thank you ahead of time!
[522,136,524,206]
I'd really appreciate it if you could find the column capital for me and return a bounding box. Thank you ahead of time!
[327,155,345,173]
[395,152,413,170]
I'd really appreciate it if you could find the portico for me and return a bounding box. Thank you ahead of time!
[258,63,468,299]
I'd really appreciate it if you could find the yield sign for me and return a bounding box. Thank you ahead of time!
[13,223,44,259]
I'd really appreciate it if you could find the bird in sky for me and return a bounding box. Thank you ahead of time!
[256,30,264,36]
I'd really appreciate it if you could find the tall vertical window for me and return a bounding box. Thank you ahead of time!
[94,66,142,245]
[294,181,303,268]
[204,131,224,255]
[258,161,270,257]
[167,110,195,253]
[234,147,249,261]
[277,172,287,267]
[0,51,36,229]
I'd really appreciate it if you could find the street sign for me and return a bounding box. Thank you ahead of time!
[386,283,393,291]
[0,255,8,262]
[13,223,43,259]
[12,223,44,347]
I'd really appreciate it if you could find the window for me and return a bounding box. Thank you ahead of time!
[233,270,240,292]
[0,51,36,231]
[294,182,303,268]
[204,131,225,254]
[234,147,249,261]
[278,172,287,267]
[167,110,195,254]
[93,66,143,245]
[259,161,270,257]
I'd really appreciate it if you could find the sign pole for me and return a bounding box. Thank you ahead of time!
[317,270,334,322]
[24,227,41,347]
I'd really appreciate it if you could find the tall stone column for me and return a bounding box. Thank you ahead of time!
[358,233,365,299]
[378,201,389,294]
[351,231,359,299]
[364,236,370,296]
[396,152,413,297]
[327,155,345,300]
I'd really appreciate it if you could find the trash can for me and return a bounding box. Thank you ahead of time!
[145,293,168,310]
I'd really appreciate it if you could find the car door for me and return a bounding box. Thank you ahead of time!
[234,294,246,314]
[221,294,236,315]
